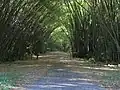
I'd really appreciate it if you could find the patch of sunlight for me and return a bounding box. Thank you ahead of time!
[56,69,65,71]
[77,82,94,85]
[65,65,74,67]
[82,67,118,71]
[26,85,65,88]
[58,83,78,86]
[60,60,82,63]
[60,60,72,62]
[69,78,100,82]
[47,64,52,67]
[104,64,118,68]
[32,55,59,58]
[58,82,95,86]
[17,64,41,68]
[71,71,95,75]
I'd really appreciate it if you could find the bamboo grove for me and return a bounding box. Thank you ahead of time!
[1,0,120,63]
[0,0,62,61]
[65,0,120,63]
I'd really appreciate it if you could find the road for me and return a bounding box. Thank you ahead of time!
[24,67,105,90]
[0,52,105,90]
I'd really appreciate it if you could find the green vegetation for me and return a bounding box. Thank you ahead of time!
[65,0,120,63]
[0,0,120,63]
[0,0,65,61]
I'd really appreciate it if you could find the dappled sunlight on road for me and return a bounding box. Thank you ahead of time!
[69,78,101,82]
[0,52,119,90]
[82,66,119,71]
[24,67,105,90]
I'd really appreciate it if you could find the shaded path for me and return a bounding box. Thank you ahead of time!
[25,67,105,90]
[0,52,106,90]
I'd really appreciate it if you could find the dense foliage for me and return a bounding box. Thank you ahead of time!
[65,0,120,63]
[1,0,120,63]
[0,0,64,61]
